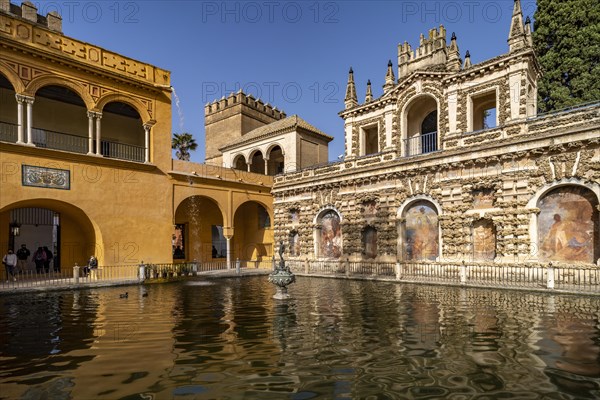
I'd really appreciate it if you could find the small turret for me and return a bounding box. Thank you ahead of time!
[365,80,373,103]
[463,50,472,69]
[508,0,528,52]
[344,67,358,109]
[383,60,395,93]
[446,32,461,72]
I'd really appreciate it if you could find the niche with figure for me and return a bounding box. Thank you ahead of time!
[472,219,496,261]
[538,186,598,263]
[403,201,439,261]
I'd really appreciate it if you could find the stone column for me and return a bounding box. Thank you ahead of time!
[247,163,251,172]
[264,157,269,175]
[24,96,34,145]
[225,236,232,269]
[143,123,151,163]
[87,111,95,155]
[95,112,102,156]
[15,94,25,144]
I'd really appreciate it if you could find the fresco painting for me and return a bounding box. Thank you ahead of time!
[405,202,439,261]
[320,211,342,259]
[538,186,597,263]
[473,219,496,261]
[362,227,377,259]
[290,231,300,256]
[473,189,495,209]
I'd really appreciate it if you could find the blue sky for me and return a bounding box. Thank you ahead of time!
[50,0,537,163]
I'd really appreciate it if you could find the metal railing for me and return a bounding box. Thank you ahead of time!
[0,121,146,163]
[404,131,438,156]
[32,127,88,154]
[286,260,600,294]
[101,139,145,163]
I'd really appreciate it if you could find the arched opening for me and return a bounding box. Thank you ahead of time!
[233,201,273,261]
[401,200,439,261]
[0,72,17,143]
[233,154,248,171]
[101,101,145,162]
[249,151,265,174]
[315,209,342,259]
[404,95,438,156]
[472,219,496,261]
[0,200,98,275]
[174,196,225,262]
[289,230,300,257]
[537,186,599,264]
[362,226,377,259]
[33,85,88,153]
[267,145,284,175]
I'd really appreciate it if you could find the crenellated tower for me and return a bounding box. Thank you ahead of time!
[204,91,286,165]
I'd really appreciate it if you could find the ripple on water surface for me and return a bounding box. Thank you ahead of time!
[0,277,599,399]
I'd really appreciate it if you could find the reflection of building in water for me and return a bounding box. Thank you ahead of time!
[272,1,600,265]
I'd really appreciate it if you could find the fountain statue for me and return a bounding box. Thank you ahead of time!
[268,241,296,299]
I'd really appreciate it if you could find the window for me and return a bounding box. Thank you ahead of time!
[362,125,379,156]
[470,90,497,131]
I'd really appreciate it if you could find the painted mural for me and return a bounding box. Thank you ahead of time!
[319,210,342,259]
[473,189,495,209]
[404,202,439,261]
[538,186,597,263]
[473,219,496,261]
[362,227,377,259]
[290,231,300,256]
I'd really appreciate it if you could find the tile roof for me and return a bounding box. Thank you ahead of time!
[219,115,333,151]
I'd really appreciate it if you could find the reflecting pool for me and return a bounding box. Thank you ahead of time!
[1,277,599,399]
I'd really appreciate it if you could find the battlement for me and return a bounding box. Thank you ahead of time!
[397,25,456,78]
[0,0,62,33]
[205,91,286,120]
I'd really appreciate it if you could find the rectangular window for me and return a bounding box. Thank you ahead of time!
[361,125,379,156]
[470,90,497,131]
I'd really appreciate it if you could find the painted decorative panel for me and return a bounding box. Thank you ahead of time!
[473,189,494,209]
[538,186,598,263]
[22,165,70,190]
[473,219,496,261]
[362,227,377,259]
[319,211,342,259]
[404,202,439,261]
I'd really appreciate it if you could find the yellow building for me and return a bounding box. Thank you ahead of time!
[0,1,274,274]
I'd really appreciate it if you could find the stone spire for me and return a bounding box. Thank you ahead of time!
[508,0,528,52]
[463,50,472,69]
[344,67,358,109]
[446,32,461,72]
[524,16,533,47]
[365,80,373,102]
[383,60,395,93]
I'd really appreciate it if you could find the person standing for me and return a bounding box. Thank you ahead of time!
[43,246,53,273]
[2,249,18,282]
[16,244,30,274]
[33,247,46,274]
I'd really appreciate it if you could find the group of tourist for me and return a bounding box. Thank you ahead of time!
[2,244,56,281]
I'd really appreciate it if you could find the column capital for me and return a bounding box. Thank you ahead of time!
[15,94,34,103]
[143,123,153,131]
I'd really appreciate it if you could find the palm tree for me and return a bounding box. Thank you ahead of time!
[171,132,197,161]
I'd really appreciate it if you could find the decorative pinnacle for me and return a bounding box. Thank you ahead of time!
[344,66,358,108]
[451,32,457,41]
[383,59,395,93]
[365,79,373,103]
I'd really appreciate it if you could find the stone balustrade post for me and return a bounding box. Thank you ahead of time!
[73,263,80,284]
[236,258,241,275]
[139,261,146,282]
[395,262,402,280]
[460,260,467,284]
[546,262,554,289]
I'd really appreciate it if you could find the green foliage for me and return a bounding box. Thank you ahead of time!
[533,0,600,112]
[171,132,198,161]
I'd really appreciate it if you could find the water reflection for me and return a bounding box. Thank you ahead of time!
[0,277,599,399]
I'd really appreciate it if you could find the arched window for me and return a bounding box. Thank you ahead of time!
[420,110,437,154]
[316,210,342,259]
[362,226,377,259]
[233,155,247,171]
[402,201,439,261]
[404,95,438,156]
[537,186,599,263]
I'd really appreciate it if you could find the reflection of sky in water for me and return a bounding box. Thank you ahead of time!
[0,278,599,399]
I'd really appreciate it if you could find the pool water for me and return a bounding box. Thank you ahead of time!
[0,276,599,399]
